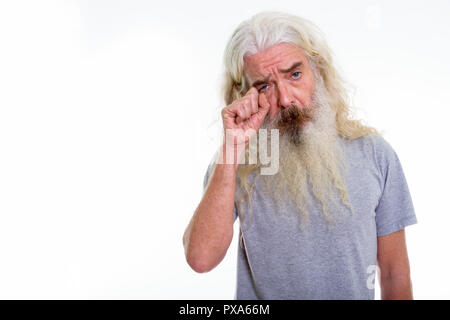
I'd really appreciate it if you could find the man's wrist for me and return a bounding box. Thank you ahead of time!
[217,141,248,169]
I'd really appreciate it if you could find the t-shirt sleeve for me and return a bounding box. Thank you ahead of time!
[203,154,239,222]
[373,136,418,236]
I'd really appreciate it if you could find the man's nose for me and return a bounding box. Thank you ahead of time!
[277,82,294,109]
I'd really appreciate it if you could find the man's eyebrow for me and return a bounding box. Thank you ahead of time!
[279,61,303,73]
[251,75,271,88]
[250,61,303,87]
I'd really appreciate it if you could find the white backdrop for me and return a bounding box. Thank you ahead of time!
[0,0,449,299]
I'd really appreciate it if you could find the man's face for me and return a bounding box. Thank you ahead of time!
[243,42,317,122]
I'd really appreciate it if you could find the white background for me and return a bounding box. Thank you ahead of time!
[0,0,449,299]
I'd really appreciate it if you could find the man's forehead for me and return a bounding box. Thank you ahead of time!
[243,43,307,79]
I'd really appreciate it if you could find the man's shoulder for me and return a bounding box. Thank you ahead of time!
[355,133,400,176]
[364,133,397,161]
[344,133,394,155]
[340,133,398,172]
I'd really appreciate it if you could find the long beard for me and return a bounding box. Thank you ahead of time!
[239,79,354,228]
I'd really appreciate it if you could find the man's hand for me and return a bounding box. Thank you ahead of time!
[221,87,271,145]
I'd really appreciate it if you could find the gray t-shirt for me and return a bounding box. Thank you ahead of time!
[203,133,417,300]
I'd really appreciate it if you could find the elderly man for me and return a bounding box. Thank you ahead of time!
[183,11,417,300]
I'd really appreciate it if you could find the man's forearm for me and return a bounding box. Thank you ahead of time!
[183,145,238,273]
[380,275,413,300]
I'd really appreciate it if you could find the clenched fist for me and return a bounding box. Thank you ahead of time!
[221,87,271,146]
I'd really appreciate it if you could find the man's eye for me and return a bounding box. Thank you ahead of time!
[291,71,301,79]
[258,84,269,92]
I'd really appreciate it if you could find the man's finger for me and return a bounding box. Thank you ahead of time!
[249,93,259,114]
[258,92,270,109]
[246,87,259,97]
